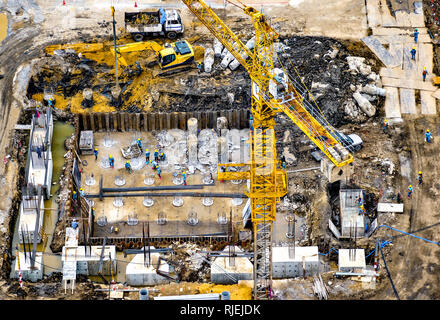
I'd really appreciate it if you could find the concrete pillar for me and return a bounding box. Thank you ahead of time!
[227,110,233,129]
[187,134,198,165]
[188,118,198,136]
[105,113,110,132]
[218,136,228,163]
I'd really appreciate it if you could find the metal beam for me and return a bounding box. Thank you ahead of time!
[86,192,247,199]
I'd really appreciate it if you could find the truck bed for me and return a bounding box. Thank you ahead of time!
[125,12,160,26]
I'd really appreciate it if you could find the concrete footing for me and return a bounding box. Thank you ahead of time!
[126,247,170,286]
[13,252,43,282]
[210,246,253,284]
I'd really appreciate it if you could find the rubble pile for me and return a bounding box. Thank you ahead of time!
[278,36,383,127]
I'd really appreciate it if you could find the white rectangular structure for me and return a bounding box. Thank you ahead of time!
[13,252,43,282]
[18,196,44,244]
[377,203,404,213]
[61,245,116,276]
[211,246,253,284]
[126,248,170,286]
[272,246,319,279]
[340,189,365,238]
[338,249,366,272]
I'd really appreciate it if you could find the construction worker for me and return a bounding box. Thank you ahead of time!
[94,147,98,160]
[35,106,40,118]
[197,61,203,73]
[182,171,187,186]
[411,46,416,60]
[382,118,388,133]
[358,204,366,215]
[145,148,150,165]
[422,67,428,82]
[72,219,78,230]
[159,151,166,161]
[72,190,78,205]
[157,166,162,179]
[414,28,419,43]
[137,138,142,149]
[154,149,159,162]
[151,160,158,170]
[125,160,132,174]
[36,145,42,158]
[91,207,95,217]
[281,155,286,169]
[249,114,254,131]
[417,171,423,184]
[425,129,432,143]
[408,185,413,199]
[109,155,114,168]
[48,98,55,109]
[79,188,85,197]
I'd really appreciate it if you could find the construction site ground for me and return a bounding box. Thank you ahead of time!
[0,0,439,301]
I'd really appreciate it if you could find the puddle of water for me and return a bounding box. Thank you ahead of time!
[0,13,7,43]
[10,122,74,277]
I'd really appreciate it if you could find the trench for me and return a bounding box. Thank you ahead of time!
[10,121,74,277]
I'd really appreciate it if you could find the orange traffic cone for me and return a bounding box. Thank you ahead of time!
[134,1,138,7]
[62,0,66,5]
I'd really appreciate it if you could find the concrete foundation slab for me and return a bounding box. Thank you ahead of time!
[399,88,417,114]
[210,246,253,284]
[361,36,401,68]
[338,249,366,272]
[13,252,43,282]
[272,246,319,278]
[382,77,436,91]
[384,86,402,119]
[126,249,170,286]
[421,90,437,115]
[340,189,365,238]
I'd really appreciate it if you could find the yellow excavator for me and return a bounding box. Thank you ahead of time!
[110,39,195,77]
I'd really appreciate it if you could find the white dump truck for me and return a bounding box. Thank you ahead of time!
[125,9,184,41]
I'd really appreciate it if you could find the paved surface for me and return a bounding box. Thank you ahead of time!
[364,0,439,117]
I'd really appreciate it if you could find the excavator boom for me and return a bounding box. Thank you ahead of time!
[110,41,163,67]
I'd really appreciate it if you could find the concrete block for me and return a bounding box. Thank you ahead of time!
[126,250,170,286]
[211,246,253,284]
[338,249,366,272]
[272,246,319,278]
[13,252,43,282]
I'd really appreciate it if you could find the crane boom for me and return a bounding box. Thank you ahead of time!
[181,0,353,299]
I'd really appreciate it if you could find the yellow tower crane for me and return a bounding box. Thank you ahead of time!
[180,0,354,299]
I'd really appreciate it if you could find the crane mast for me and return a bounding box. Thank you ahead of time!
[181,0,353,299]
